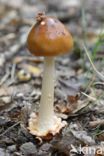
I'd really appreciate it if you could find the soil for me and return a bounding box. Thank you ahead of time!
[0,0,104,155]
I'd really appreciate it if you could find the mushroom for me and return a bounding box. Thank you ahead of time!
[27,12,73,138]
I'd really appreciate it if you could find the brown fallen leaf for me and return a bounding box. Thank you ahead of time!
[55,103,70,114]
[68,94,79,103]
[67,94,79,112]
[55,94,79,115]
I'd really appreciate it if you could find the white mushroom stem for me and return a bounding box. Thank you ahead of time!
[28,56,67,136]
[38,56,55,133]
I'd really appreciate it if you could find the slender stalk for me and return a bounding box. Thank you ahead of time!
[38,57,55,132]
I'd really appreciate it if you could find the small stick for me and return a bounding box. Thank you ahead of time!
[89,119,104,128]
[0,122,20,137]
[82,43,104,81]
[0,70,10,86]
[81,91,96,101]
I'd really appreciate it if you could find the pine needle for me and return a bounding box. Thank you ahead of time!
[82,43,104,81]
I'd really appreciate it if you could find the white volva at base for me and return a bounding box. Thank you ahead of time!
[28,112,67,137]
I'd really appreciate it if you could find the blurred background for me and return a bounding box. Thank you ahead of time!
[0,0,104,47]
[0,1,104,156]
[0,0,104,83]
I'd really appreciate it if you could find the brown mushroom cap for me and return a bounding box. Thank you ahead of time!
[27,13,73,56]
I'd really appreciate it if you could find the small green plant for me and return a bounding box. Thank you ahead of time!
[91,31,104,61]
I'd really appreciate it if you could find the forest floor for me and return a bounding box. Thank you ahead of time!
[0,0,104,155]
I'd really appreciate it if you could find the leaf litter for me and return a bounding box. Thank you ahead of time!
[0,0,104,155]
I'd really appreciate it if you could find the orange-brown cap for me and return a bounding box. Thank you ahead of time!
[27,13,73,56]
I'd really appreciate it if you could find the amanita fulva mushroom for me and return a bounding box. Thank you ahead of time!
[27,12,73,138]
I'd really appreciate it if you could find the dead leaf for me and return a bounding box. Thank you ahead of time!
[68,94,79,103]
[67,94,79,113]
[55,103,70,114]
[70,123,95,145]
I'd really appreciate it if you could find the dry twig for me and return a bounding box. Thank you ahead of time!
[89,119,104,128]
[82,43,104,81]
